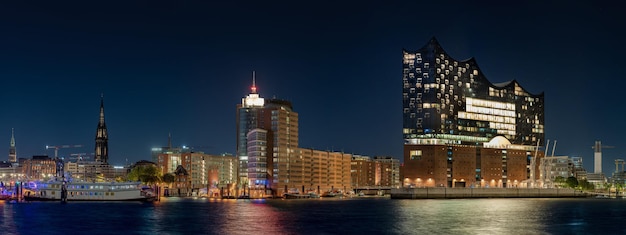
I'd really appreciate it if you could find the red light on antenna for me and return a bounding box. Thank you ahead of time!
[251,86,257,93]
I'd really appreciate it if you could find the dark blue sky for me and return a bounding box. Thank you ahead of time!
[1,2,624,173]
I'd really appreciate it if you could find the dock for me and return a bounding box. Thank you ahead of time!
[391,188,588,199]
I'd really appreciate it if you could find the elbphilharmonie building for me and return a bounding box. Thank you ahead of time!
[402,38,545,188]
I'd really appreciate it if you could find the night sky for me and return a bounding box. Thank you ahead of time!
[1,2,624,173]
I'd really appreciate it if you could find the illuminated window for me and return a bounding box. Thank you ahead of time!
[410,150,422,160]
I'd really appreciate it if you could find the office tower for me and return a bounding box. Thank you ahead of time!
[236,72,265,186]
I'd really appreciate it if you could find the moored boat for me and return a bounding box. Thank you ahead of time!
[283,193,311,199]
[23,181,156,202]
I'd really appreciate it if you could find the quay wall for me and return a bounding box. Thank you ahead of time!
[390,188,587,199]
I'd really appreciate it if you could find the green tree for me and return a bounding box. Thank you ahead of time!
[554,176,566,188]
[565,176,578,188]
[128,165,162,185]
[162,173,176,187]
[578,179,594,191]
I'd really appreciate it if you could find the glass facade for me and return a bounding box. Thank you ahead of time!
[402,38,544,146]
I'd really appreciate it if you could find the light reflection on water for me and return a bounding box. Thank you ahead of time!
[394,199,552,235]
[3,197,626,234]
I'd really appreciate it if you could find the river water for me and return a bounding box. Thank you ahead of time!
[1,197,624,234]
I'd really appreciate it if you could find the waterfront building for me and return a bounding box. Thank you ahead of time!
[351,156,401,189]
[351,155,371,188]
[296,148,352,194]
[0,161,24,184]
[235,74,362,196]
[402,38,545,188]
[587,173,607,189]
[236,72,265,186]
[8,129,16,163]
[21,155,56,180]
[611,159,626,186]
[94,95,109,163]
[540,156,574,188]
[571,156,587,181]
[157,148,238,196]
[373,156,401,188]
[64,161,115,181]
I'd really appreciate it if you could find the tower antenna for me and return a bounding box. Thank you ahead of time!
[251,71,257,94]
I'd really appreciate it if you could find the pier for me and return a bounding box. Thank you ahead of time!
[391,188,588,199]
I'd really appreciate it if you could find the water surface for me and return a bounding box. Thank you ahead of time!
[1,197,624,234]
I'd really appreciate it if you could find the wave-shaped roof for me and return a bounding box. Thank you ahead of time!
[407,37,543,97]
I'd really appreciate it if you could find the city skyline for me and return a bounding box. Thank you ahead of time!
[1,2,624,173]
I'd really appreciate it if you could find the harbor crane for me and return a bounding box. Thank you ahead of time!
[592,141,615,174]
[69,153,94,161]
[46,145,84,159]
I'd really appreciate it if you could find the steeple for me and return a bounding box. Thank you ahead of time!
[10,128,15,147]
[95,94,109,163]
[9,128,16,163]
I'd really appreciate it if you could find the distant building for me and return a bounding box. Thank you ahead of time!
[64,161,115,182]
[571,157,587,181]
[291,148,352,194]
[157,149,238,196]
[611,159,626,186]
[22,155,56,180]
[94,95,109,163]
[236,72,266,186]
[540,156,574,188]
[587,173,607,188]
[237,78,360,196]
[8,128,16,163]
[351,156,400,189]
[373,156,401,188]
[0,161,23,183]
[151,133,177,163]
[402,38,545,188]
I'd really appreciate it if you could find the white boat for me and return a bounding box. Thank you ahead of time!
[23,181,156,202]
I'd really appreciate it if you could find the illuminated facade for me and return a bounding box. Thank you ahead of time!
[9,128,16,163]
[236,72,265,186]
[291,148,352,195]
[237,74,356,197]
[94,96,109,163]
[402,38,545,188]
[351,156,400,189]
[157,150,238,195]
[22,156,56,180]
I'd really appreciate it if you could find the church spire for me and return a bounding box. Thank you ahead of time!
[10,128,15,147]
[9,128,16,163]
[95,94,109,163]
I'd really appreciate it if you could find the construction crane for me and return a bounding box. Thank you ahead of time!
[592,141,615,152]
[46,145,84,159]
[69,153,94,162]
[592,141,615,174]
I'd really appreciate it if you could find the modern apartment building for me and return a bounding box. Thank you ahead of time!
[351,156,400,189]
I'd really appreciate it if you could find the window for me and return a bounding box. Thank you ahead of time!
[410,150,422,160]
